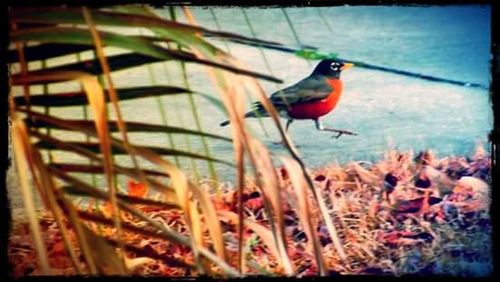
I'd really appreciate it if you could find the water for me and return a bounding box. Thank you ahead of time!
[22,5,491,182]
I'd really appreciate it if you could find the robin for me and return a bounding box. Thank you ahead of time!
[219,59,356,138]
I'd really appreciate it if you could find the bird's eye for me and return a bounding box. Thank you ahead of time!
[330,62,339,70]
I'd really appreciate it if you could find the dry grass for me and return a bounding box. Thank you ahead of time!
[8,146,492,277]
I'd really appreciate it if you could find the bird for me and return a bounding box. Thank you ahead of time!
[219,58,356,138]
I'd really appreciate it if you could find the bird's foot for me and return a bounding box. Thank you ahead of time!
[328,129,358,139]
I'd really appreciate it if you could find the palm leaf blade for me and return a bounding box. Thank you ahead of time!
[26,117,232,142]
[35,140,234,166]
[11,27,282,83]
[16,86,192,106]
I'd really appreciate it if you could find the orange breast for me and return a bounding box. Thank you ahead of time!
[287,79,343,119]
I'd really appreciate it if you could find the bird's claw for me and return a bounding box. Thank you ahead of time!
[330,130,357,139]
[331,132,343,139]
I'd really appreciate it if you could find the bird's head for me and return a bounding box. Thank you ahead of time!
[312,58,354,78]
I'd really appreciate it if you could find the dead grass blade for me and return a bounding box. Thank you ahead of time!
[11,109,86,274]
[234,140,245,273]
[218,210,282,266]
[49,163,169,178]
[39,149,128,275]
[189,183,228,263]
[178,6,297,275]
[10,69,97,86]
[7,43,91,63]
[81,204,240,277]
[13,117,100,274]
[316,189,347,261]
[247,138,295,275]
[281,156,326,275]
[61,185,179,210]
[83,7,137,257]
[187,198,207,275]
[238,64,347,262]
[11,117,51,274]
[77,63,123,257]
[81,224,128,274]
[11,22,32,115]
[217,38,346,266]
[27,128,176,200]
[48,164,240,276]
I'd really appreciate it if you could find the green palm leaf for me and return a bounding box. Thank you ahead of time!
[26,118,232,142]
[16,86,192,106]
[35,140,234,166]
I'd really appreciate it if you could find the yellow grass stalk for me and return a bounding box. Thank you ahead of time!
[78,63,122,247]
[14,68,132,272]
[19,110,179,201]
[313,185,347,261]
[15,140,85,273]
[27,127,126,275]
[124,142,231,275]
[126,206,240,277]
[187,198,207,275]
[12,117,51,275]
[11,22,31,115]
[218,210,282,266]
[179,7,251,275]
[234,140,246,273]
[189,183,228,261]
[247,139,295,275]
[234,59,347,263]
[82,7,129,260]
[281,156,326,275]
[122,8,232,272]
[49,164,239,276]
[21,109,182,203]
[181,7,299,275]
[224,54,349,265]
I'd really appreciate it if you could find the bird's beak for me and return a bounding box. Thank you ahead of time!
[341,62,354,70]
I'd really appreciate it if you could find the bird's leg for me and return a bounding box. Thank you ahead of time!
[285,119,293,132]
[273,119,294,145]
[314,119,357,139]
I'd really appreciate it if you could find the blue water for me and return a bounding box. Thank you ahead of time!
[39,5,491,181]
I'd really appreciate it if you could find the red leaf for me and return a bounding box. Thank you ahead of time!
[127,179,148,198]
[246,197,264,210]
[51,241,67,257]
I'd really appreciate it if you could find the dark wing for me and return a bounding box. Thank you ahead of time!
[268,75,333,107]
[248,75,333,117]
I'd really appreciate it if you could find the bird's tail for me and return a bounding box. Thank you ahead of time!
[219,107,264,127]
